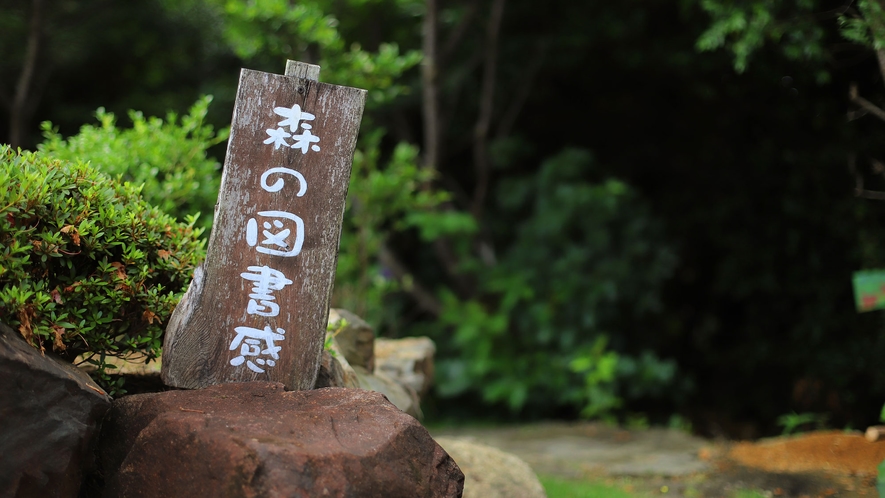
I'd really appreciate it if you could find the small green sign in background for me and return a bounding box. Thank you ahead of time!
[852,270,885,312]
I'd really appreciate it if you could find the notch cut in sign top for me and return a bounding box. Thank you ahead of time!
[160,60,367,391]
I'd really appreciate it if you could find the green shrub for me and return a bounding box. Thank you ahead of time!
[433,148,678,417]
[38,95,226,232]
[333,129,476,327]
[0,146,205,391]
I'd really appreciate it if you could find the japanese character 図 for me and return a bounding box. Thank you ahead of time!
[240,265,293,317]
[245,210,305,257]
[229,325,286,373]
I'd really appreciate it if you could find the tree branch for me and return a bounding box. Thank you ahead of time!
[856,188,885,200]
[439,2,479,68]
[420,0,478,294]
[0,79,11,110]
[378,244,443,316]
[421,0,440,171]
[470,0,506,218]
[876,49,885,90]
[438,50,484,148]
[10,0,45,147]
[849,152,862,192]
[849,152,885,200]
[495,39,548,140]
[849,83,885,123]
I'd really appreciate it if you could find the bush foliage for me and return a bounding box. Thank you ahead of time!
[0,146,205,390]
[433,149,679,417]
[333,129,477,326]
[38,95,226,232]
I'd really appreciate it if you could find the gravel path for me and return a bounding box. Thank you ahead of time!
[431,422,710,479]
[430,422,881,497]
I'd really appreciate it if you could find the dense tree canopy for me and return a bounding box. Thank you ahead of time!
[5,0,885,435]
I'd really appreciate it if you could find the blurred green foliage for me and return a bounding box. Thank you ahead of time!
[776,411,828,435]
[695,0,885,79]
[206,0,422,107]
[433,148,677,417]
[0,146,205,394]
[695,0,826,74]
[38,96,226,232]
[334,128,477,323]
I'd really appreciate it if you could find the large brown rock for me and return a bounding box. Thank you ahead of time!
[99,382,463,497]
[0,322,111,497]
[434,437,546,498]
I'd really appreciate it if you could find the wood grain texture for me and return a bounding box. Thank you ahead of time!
[285,60,320,80]
[162,66,366,390]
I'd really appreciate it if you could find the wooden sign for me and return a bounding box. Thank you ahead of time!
[853,269,885,312]
[161,62,366,390]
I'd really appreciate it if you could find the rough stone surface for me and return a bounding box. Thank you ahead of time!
[0,322,111,497]
[353,365,422,419]
[322,341,361,389]
[321,310,431,416]
[432,422,710,479]
[375,336,436,396]
[327,308,375,370]
[314,349,345,388]
[434,437,546,498]
[99,382,463,497]
[333,348,361,388]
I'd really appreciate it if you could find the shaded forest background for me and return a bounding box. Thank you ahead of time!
[4,0,885,438]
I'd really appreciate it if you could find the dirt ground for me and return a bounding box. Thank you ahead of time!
[431,423,885,497]
[700,431,884,498]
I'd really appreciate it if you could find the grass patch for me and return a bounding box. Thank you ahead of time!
[730,491,769,498]
[539,475,642,498]
[539,474,773,498]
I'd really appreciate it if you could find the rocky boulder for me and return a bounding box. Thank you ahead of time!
[352,365,422,418]
[323,310,429,418]
[327,308,375,370]
[0,322,111,497]
[313,349,360,389]
[99,382,463,497]
[313,349,347,388]
[375,336,436,397]
[434,436,546,498]
[317,324,362,391]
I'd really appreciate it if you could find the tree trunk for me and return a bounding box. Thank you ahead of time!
[9,0,44,147]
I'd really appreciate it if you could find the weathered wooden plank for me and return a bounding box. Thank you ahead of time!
[285,60,320,80]
[161,63,366,390]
